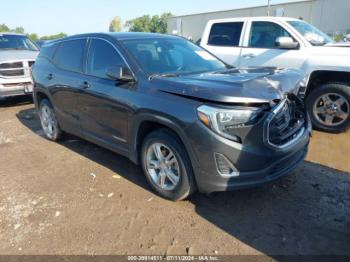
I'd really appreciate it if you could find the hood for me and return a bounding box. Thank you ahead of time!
[307,46,350,70]
[325,42,350,48]
[153,68,303,104]
[0,50,39,62]
[310,45,350,57]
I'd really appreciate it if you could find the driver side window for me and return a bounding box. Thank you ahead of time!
[87,39,124,79]
[249,21,291,48]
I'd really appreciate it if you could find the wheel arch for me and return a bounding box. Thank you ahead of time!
[33,89,52,110]
[305,70,350,96]
[305,81,350,133]
[129,114,199,171]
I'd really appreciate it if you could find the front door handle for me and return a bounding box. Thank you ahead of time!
[80,81,90,89]
[242,53,256,59]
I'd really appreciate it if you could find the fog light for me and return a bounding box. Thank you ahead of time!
[214,153,240,177]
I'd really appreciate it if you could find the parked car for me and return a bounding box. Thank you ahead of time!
[201,17,350,133]
[0,32,39,99]
[32,33,310,200]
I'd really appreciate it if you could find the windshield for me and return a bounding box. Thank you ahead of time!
[0,34,39,51]
[287,20,333,45]
[121,37,227,76]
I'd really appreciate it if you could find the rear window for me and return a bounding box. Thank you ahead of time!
[39,42,59,60]
[53,39,86,72]
[208,22,244,47]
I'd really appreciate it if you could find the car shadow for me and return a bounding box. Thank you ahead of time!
[16,107,151,192]
[16,107,350,256]
[190,163,350,256]
[0,95,33,108]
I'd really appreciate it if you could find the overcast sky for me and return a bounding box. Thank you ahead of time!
[1,0,304,36]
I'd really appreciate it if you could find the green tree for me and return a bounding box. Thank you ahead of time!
[109,16,123,32]
[13,26,25,34]
[125,13,173,33]
[125,15,151,32]
[40,32,67,40]
[151,13,172,33]
[0,24,25,34]
[27,33,39,41]
[0,24,10,32]
[0,24,66,41]
[333,33,345,42]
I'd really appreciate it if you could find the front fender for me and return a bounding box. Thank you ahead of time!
[128,112,200,170]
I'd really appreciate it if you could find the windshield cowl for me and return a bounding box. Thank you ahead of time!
[149,73,179,80]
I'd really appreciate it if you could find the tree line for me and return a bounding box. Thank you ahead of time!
[109,13,173,33]
[0,23,67,41]
[0,12,173,43]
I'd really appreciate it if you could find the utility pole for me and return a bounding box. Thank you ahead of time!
[267,0,271,16]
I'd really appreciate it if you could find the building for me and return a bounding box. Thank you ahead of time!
[167,0,350,42]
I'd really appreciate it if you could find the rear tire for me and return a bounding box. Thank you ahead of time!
[141,129,196,201]
[39,99,63,141]
[306,83,350,133]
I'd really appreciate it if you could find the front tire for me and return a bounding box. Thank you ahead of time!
[39,99,63,141]
[141,129,196,201]
[306,83,350,133]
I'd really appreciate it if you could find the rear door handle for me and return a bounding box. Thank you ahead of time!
[47,73,54,80]
[242,53,256,59]
[80,81,90,89]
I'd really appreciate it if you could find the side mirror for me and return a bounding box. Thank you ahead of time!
[106,66,134,83]
[276,36,299,49]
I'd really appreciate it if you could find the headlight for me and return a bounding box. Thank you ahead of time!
[197,105,261,142]
[299,76,308,88]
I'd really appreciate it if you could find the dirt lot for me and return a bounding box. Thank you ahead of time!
[0,97,349,257]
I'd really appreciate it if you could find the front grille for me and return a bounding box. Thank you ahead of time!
[0,69,25,77]
[0,62,23,69]
[28,61,35,67]
[268,95,306,147]
[0,61,28,77]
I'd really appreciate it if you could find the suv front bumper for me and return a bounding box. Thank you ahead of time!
[187,117,310,193]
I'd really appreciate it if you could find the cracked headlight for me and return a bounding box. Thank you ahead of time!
[197,105,261,142]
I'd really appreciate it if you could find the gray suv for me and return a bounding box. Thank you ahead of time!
[31,33,311,200]
[0,33,39,98]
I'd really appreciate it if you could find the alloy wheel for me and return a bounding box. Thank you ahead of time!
[145,143,180,191]
[40,104,57,139]
[313,93,349,126]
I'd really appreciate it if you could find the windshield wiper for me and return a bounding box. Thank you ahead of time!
[211,68,237,74]
[149,73,179,80]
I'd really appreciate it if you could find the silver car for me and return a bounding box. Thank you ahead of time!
[0,33,39,98]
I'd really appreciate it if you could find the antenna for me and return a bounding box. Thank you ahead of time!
[267,0,271,16]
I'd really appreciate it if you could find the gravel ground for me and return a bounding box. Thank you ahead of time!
[0,97,349,257]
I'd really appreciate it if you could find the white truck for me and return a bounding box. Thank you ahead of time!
[201,17,350,133]
[0,33,39,99]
